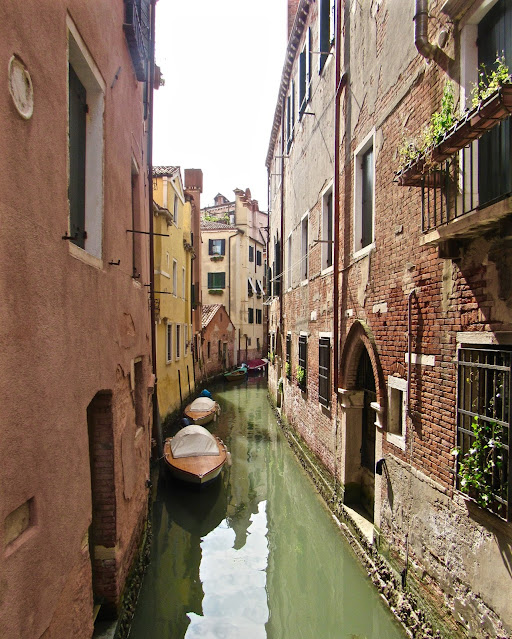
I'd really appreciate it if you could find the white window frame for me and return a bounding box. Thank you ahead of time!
[67,16,105,263]
[176,323,181,360]
[353,129,376,259]
[321,181,334,273]
[173,193,179,226]
[387,376,407,451]
[301,212,309,283]
[172,259,178,296]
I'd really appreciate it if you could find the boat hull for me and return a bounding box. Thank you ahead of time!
[183,407,216,425]
[224,370,246,381]
[163,436,227,485]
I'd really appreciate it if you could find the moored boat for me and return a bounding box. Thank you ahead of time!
[163,425,229,485]
[247,358,268,373]
[224,363,248,382]
[183,396,220,425]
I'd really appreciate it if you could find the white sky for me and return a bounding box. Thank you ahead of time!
[153,0,288,211]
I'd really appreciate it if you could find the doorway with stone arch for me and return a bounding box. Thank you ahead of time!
[338,321,385,524]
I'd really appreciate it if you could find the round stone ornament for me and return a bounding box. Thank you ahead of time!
[8,55,34,120]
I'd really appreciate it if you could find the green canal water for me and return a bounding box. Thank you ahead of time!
[129,376,405,639]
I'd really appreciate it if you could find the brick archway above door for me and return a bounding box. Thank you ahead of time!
[339,320,386,419]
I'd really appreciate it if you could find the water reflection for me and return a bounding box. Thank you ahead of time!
[129,378,405,639]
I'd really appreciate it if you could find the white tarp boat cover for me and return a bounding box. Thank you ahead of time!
[170,425,220,458]
[188,397,216,412]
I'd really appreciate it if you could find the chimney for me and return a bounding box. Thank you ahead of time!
[288,0,300,38]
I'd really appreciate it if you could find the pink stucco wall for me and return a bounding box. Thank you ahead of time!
[0,1,153,636]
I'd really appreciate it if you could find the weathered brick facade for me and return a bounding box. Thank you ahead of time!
[267,0,512,636]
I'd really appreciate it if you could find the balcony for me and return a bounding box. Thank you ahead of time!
[396,84,512,247]
[123,0,149,82]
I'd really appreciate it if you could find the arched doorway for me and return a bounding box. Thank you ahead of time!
[356,348,376,518]
[338,321,384,524]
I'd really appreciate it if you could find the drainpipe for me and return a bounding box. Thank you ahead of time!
[148,0,162,458]
[414,0,437,60]
[333,0,345,400]
[407,289,416,417]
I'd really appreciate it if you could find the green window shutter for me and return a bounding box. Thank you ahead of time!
[68,65,86,249]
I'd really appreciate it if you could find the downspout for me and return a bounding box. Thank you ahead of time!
[148,0,162,458]
[333,0,344,492]
[414,0,438,60]
[333,0,345,400]
[407,288,416,417]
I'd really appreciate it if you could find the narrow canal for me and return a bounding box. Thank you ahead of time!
[129,376,406,639]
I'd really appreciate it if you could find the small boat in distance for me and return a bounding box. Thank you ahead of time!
[247,358,268,374]
[224,363,248,382]
[183,396,220,425]
[164,425,229,485]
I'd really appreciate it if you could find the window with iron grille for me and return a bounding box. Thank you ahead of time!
[318,337,331,407]
[286,333,292,379]
[298,335,307,389]
[456,346,511,521]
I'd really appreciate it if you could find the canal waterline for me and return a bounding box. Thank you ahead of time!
[129,376,406,638]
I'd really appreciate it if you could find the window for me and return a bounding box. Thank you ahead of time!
[166,322,172,363]
[354,132,375,255]
[172,259,178,295]
[248,277,257,297]
[319,0,335,73]
[207,341,211,359]
[184,324,188,355]
[286,80,295,153]
[173,193,179,226]
[318,337,331,408]
[249,245,254,262]
[182,267,186,299]
[456,346,511,520]
[298,334,308,390]
[301,215,309,281]
[248,308,254,324]
[286,333,292,379]
[208,272,225,289]
[387,377,407,451]
[256,280,264,297]
[68,20,105,259]
[322,185,334,270]
[256,250,262,266]
[209,238,225,255]
[218,340,222,361]
[256,309,262,324]
[176,324,181,359]
[471,0,512,206]
[299,28,312,115]
[273,237,281,297]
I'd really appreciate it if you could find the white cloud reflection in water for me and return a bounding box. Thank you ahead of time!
[185,500,269,639]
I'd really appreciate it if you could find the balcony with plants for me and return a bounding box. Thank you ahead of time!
[396,58,512,247]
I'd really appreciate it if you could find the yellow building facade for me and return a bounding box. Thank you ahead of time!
[153,166,195,417]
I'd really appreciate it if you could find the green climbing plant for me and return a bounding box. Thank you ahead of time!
[285,361,291,379]
[296,364,305,387]
[452,416,506,510]
[471,55,511,108]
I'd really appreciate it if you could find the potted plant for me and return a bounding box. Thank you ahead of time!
[285,361,291,379]
[296,364,306,390]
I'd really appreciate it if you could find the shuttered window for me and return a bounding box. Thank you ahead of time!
[207,272,225,289]
[318,337,331,408]
[68,64,87,249]
[298,334,307,389]
[209,238,225,255]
